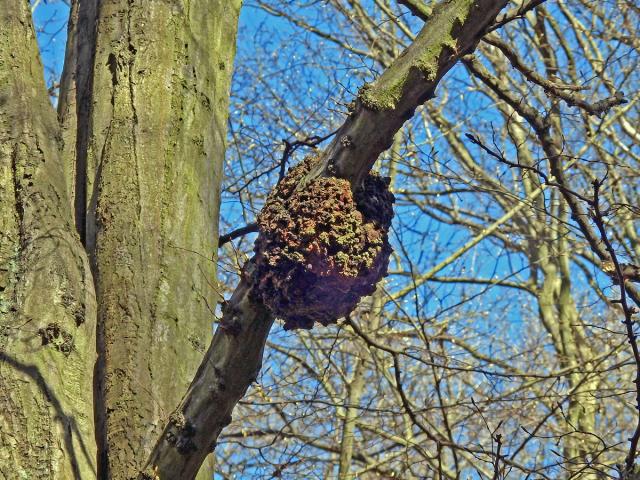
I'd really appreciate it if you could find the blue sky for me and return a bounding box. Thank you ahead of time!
[32,0,69,101]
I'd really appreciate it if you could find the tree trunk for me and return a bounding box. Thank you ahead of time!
[337,293,382,480]
[1,0,241,478]
[0,2,97,478]
[63,0,242,477]
[1,0,514,478]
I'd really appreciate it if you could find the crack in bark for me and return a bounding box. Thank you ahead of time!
[74,0,99,247]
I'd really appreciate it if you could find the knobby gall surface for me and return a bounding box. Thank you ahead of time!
[250,155,394,329]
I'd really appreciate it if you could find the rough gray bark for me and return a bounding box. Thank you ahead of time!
[57,0,81,219]
[142,279,273,479]
[142,1,509,477]
[57,0,97,240]
[0,2,97,478]
[62,0,243,478]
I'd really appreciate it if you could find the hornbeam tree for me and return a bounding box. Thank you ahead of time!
[8,1,636,479]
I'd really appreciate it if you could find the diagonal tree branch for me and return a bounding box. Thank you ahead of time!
[482,33,627,116]
[309,0,509,188]
[141,1,510,478]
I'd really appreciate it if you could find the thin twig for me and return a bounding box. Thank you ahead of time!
[277,130,338,183]
[218,222,258,247]
[482,34,627,117]
[220,129,337,245]
[592,177,640,474]
[465,132,593,204]
[488,0,549,32]
[492,433,503,480]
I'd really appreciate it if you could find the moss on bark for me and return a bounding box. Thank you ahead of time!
[358,0,476,111]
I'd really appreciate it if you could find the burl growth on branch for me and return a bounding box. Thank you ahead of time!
[249,155,394,330]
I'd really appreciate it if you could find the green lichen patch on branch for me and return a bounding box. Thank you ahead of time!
[250,156,394,330]
[358,79,408,112]
[358,0,475,111]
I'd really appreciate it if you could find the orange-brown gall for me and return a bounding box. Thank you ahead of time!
[250,155,394,330]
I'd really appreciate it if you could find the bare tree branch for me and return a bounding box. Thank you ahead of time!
[396,0,432,20]
[140,1,510,477]
[483,33,627,116]
[219,223,258,247]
